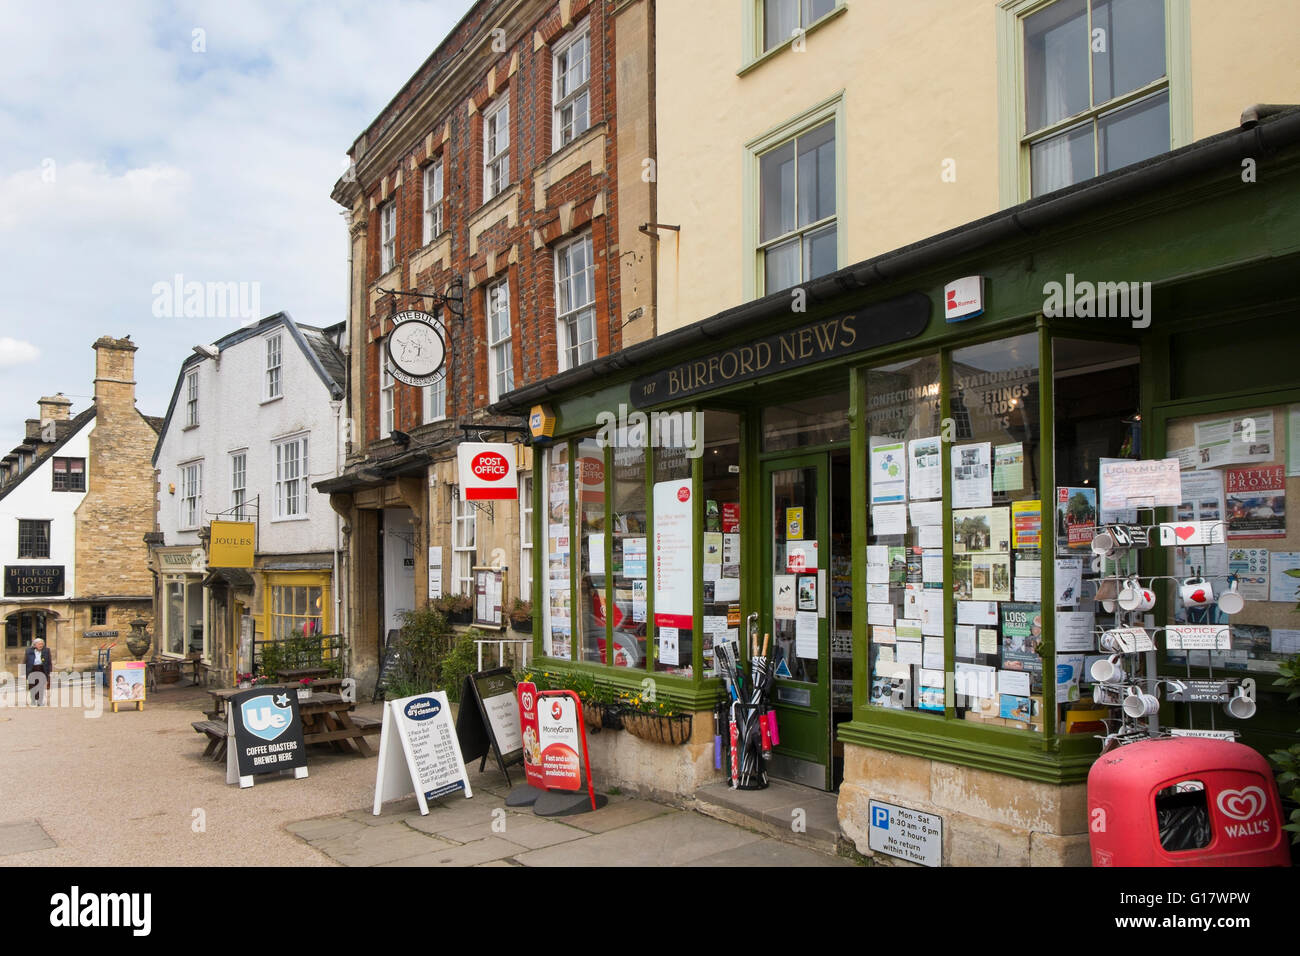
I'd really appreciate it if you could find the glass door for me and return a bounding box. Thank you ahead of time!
[762,453,831,789]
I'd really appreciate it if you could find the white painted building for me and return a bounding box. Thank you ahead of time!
[150,313,347,683]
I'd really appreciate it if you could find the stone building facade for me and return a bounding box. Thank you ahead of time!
[1,336,160,675]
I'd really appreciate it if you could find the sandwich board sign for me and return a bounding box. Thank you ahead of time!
[456,668,524,784]
[226,688,309,788]
[373,690,472,815]
[518,685,598,810]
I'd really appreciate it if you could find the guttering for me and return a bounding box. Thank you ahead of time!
[493,106,1300,415]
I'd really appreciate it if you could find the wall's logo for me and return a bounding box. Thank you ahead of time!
[1216,786,1266,822]
[470,452,510,482]
[521,690,534,712]
[240,694,292,741]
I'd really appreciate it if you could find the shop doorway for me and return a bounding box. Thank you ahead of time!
[381,508,417,636]
[5,609,49,673]
[762,449,853,791]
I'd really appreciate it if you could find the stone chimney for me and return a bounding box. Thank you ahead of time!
[39,393,73,423]
[93,335,138,424]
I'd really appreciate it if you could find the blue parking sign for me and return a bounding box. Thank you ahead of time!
[871,805,890,829]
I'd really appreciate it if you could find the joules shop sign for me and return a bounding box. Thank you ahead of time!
[5,565,65,597]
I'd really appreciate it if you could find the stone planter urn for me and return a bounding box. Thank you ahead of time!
[126,619,152,660]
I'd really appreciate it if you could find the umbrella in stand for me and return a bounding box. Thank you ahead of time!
[750,633,774,753]
[735,632,770,789]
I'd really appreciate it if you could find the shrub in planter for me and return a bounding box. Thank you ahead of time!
[385,604,456,700]
[439,629,482,703]
[433,593,473,624]
[509,598,533,634]
[617,691,690,744]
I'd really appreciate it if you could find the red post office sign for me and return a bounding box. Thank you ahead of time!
[458,442,518,500]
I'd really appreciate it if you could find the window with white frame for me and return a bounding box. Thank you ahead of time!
[453,491,476,595]
[424,374,446,423]
[755,116,837,295]
[1008,0,1173,198]
[265,334,283,400]
[553,23,591,150]
[273,435,309,519]
[230,451,247,520]
[380,200,397,273]
[483,97,510,202]
[519,472,533,600]
[487,278,514,403]
[179,461,202,529]
[423,158,444,243]
[555,233,597,371]
[380,362,395,437]
[185,369,199,426]
[759,0,837,54]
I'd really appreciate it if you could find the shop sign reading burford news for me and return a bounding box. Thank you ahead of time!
[630,293,930,408]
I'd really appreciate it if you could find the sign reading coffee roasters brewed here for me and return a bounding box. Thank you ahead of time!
[4,565,65,597]
[630,293,930,408]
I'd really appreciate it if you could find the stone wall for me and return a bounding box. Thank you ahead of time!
[837,742,1091,866]
[584,707,723,806]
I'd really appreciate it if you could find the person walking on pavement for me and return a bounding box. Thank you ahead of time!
[24,638,52,706]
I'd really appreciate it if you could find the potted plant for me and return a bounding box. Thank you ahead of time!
[619,691,691,744]
[509,598,533,634]
[434,593,473,625]
[297,677,316,701]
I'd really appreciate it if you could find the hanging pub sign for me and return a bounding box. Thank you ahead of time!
[385,310,447,387]
[226,687,308,788]
[457,443,518,500]
[372,691,472,815]
[208,520,255,568]
[4,565,65,597]
[630,292,930,407]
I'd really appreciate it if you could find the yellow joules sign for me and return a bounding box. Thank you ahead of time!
[209,521,255,568]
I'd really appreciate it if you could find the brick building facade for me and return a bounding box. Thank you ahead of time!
[319,0,657,689]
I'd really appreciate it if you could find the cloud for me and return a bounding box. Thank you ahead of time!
[0,337,41,367]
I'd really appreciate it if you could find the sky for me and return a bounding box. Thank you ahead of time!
[0,0,474,442]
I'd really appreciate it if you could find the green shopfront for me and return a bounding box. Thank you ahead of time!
[498,108,1300,865]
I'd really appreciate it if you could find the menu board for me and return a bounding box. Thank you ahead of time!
[372,691,472,815]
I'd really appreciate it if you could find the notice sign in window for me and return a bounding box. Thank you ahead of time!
[653,478,694,628]
[868,799,942,867]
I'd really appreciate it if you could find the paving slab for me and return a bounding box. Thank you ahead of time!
[513,810,763,867]
[284,816,366,842]
[684,839,854,867]
[0,820,56,857]
[379,836,527,867]
[561,797,674,833]
[436,817,586,849]
[404,800,508,836]
[762,799,840,843]
[312,822,447,866]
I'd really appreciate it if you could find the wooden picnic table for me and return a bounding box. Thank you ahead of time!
[275,667,333,682]
[195,681,379,762]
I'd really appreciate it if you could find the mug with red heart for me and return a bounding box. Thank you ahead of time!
[1118,576,1156,613]
[1179,576,1214,608]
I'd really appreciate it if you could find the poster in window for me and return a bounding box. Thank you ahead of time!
[953,507,1011,554]
[1011,500,1041,549]
[870,439,907,504]
[1055,487,1097,555]
[951,443,992,509]
[652,479,694,628]
[1225,465,1286,539]
[992,442,1024,493]
[908,436,943,500]
[1000,603,1043,693]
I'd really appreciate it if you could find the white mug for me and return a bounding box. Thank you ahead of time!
[1218,579,1245,616]
[1090,655,1126,684]
[1091,530,1118,558]
[1122,686,1160,719]
[1118,577,1156,613]
[1099,631,1124,653]
[1224,689,1256,720]
[1179,576,1214,608]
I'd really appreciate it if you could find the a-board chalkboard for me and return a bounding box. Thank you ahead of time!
[372,629,402,702]
[226,688,308,788]
[455,667,523,784]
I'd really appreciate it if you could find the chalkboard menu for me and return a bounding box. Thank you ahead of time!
[372,629,402,702]
[227,688,308,786]
[456,668,523,782]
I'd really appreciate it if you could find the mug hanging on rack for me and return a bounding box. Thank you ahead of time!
[1217,577,1245,616]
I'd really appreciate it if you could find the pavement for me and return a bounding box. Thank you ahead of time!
[0,678,856,867]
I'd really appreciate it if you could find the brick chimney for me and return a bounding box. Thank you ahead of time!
[93,335,138,424]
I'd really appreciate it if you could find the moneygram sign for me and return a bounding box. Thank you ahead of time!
[457,443,518,501]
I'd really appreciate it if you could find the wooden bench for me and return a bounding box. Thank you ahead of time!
[191,719,228,761]
[349,715,382,733]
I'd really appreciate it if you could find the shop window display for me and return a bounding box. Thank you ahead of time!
[577,437,606,664]
[950,335,1042,730]
[610,443,648,669]
[544,444,573,659]
[653,437,694,676]
[864,354,944,714]
[701,412,741,678]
